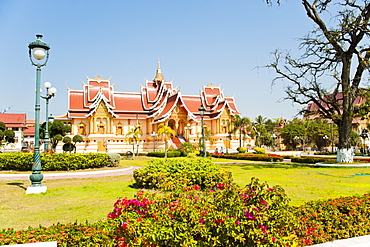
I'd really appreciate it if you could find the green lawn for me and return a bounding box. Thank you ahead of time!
[1,157,370,230]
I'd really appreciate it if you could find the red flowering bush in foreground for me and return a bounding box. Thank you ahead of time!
[291,194,370,246]
[108,178,297,246]
[0,222,116,246]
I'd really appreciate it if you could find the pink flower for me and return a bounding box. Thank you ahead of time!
[244,212,256,220]
[199,219,205,224]
[193,184,201,190]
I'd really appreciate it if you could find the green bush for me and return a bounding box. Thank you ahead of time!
[106,153,121,167]
[290,156,336,164]
[0,153,110,171]
[147,150,182,158]
[108,178,296,246]
[0,221,116,246]
[254,147,266,154]
[237,147,247,153]
[133,158,232,191]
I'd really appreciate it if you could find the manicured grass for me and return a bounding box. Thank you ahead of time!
[1,157,370,230]
[220,162,370,206]
[0,176,139,230]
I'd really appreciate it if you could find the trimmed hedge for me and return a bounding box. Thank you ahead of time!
[0,153,112,171]
[211,153,284,162]
[146,150,183,158]
[133,158,232,191]
[290,156,335,164]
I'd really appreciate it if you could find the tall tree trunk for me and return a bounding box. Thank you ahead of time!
[337,58,354,162]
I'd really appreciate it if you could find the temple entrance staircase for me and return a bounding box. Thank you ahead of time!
[171,136,186,149]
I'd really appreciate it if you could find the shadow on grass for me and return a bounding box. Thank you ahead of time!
[6,182,27,190]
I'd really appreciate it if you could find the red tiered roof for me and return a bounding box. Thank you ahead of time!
[64,63,240,122]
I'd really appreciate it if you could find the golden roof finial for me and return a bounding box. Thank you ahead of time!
[154,59,165,82]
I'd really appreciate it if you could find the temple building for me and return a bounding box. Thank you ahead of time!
[56,62,241,153]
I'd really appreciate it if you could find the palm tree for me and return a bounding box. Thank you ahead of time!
[254,115,267,147]
[231,115,252,148]
[127,125,143,158]
[157,123,176,158]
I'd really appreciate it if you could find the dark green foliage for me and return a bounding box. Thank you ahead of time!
[0,153,112,171]
[290,156,336,164]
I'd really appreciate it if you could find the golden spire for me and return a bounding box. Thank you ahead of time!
[154,60,165,82]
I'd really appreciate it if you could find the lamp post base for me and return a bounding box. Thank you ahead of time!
[26,184,47,194]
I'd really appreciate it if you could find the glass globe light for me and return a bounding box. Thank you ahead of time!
[44,81,51,88]
[32,47,46,60]
[48,87,57,95]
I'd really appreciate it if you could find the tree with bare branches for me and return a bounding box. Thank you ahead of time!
[267,0,370,162]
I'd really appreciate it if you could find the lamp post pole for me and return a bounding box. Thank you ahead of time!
[198,106,206,158]
[41,82,57,151]
[294,136,299,151]
[323,135,329,152]
[185,123,191,142]
[271,133,277,152]
[151,132,157,152]
[26,34,50,194]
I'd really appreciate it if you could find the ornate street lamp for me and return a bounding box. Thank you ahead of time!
[198,105,206,158]
[26,34,50,194]
[185,123,192,142]
[293,136,300,151]
[271,133,277,152]
[360,129,368,156]
[151,132,157,152]
[323,135,329,152]
[41,82,57,151]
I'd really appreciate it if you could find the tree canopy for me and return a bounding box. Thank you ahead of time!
[267,0,370,162]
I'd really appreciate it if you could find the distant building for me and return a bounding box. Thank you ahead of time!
[0,113,27,151]
[56,62,242,153]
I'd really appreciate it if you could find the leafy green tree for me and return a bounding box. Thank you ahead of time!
[157,123,176,158]
[0,121,15,150]
[267,1,370,162]
[127,125,143,158]
[62,136,74,153]
[253,115,268,147]
[306,118,332,151]
[72,135,84,153]
[231,115,251,148]
[0,122,5,132]
[47,120,71,150]
[280,121,306,150]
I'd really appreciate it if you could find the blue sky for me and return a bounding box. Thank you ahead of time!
[0,0,315,121]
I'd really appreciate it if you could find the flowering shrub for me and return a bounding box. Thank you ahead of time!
[0,221,116,246]
[292,194,370,246]
[133,158,232,191]
[211,153,284,162]
[108,178,297,246]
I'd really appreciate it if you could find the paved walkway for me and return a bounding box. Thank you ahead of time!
[0,166,140,181]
